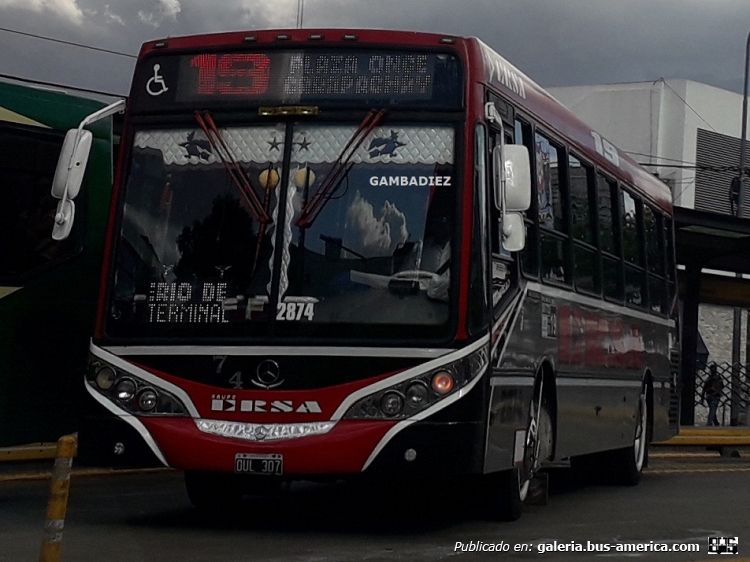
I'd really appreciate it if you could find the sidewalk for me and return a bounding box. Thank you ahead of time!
[0,458,171,483]
[0,441,171,483]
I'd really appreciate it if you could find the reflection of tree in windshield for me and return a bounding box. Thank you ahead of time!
[175,194,264,287]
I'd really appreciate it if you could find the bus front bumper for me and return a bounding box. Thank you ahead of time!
[80,409,486,475]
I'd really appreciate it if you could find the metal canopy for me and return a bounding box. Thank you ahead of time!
[674,206,750,425]
[675,207,750,307]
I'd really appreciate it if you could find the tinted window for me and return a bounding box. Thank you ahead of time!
[621,190,640,266]
[536,133,564,231]
[597,174,616,255]
[540,234,567,284]
[597,173,622,301]
[603,255,623,301]
[569,155,593,245]
[536,132,568,284]
[644,205,662,275]
[516,119,538,277]
[0,127,77,283]
[574,245,598,293]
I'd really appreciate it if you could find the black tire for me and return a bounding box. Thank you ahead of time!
[610,385,649,486]
[184,471,244,510]
[480,468,523,521]
[573,385,648,486]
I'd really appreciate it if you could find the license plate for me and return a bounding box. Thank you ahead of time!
[234,453,283,475]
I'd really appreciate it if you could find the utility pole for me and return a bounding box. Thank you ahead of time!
[296,0,304,28]
[732,29,750,425]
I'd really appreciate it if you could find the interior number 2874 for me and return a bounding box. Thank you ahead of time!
[276,302,315,321]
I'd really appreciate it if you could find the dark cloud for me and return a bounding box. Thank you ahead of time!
[0,0,748,96]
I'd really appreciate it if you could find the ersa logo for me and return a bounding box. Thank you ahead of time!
[210,394,322,414]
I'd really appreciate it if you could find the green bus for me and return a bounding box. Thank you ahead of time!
[0,78,117,447]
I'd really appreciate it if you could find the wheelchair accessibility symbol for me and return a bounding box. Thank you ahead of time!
[146,64,169,96]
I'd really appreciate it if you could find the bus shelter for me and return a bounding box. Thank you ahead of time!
[676,206,750,425]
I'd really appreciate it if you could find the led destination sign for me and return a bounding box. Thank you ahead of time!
[183,52,433,99]
[133,49,462,109]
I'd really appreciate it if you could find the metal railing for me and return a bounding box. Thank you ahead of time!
[694,362,750,426]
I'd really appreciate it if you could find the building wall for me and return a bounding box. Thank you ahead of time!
[700,304,747,366]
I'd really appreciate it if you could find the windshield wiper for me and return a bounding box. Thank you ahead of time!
[295,109,386,229]
[194,110,271,224]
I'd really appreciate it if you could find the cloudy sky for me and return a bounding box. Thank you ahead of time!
[0,0,749,98]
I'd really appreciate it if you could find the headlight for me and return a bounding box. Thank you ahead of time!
[380,391,405,416]
[87,356,188,416]
[115,378,136,402]
[405,382,429,406]
[95,366,116,390]
[344,344,489,420]
[138,389,159,412]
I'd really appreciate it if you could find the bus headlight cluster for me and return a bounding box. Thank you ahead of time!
[344,345,489,420]
[86,357,188,416]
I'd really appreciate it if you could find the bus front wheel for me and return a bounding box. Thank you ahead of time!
[481,383,553,521]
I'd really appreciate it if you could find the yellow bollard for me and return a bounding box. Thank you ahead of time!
[39,434,77,562]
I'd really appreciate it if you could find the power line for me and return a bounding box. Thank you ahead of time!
[0,26,137,59]
[663,80,718,134]
[637,161,749,173]
[623,150,697,166]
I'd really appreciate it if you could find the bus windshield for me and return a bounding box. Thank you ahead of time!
[106,121,456,340]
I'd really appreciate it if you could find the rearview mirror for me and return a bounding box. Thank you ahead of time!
[51,199,76,241]
[503,145,531,212]
[48,98,125,241]
[492,143,531,253]
[502,212,526,252]
[51,129,93,200]
[493,145,531,212]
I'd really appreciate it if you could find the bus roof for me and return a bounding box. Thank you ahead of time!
[465,38,672,214]
[137,28,672,213]
[0,77,110,138]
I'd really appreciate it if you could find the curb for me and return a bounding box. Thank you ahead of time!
[0,443,58,462]
[0,467,173,484]
[655,427,750,446]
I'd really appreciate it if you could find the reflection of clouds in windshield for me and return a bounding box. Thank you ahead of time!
[345,191,409,256]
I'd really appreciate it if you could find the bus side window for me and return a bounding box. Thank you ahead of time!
[536,131,569,286]
[515,119,538,278]
[597,173,623,302]
[644,205,666,314]
[569,154,599,295]
[621,188,647,308]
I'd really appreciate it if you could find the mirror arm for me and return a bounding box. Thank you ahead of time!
[497,123,511,246]
[54,99,126,238]
[60,99,126,201]
[79,99,126,129]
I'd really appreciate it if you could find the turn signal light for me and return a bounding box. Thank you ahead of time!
[431,371,455,394]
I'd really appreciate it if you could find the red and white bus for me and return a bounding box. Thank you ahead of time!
[55,29,679,520]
